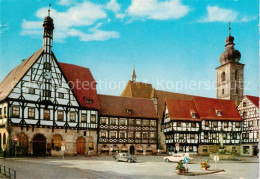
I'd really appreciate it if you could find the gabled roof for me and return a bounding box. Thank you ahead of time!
[59,63,99,110]
[245,95,259,108]
[193,97,242,121]
[166,99,201,121]
[0,48,44,101]
[121,81,153,99]
[98,94,157,119]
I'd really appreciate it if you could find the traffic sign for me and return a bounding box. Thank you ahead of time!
[214,155,219,162]
[12,136,19,142]
[61,146,65,151]
[61,141,65,146]
[183,157,189,164]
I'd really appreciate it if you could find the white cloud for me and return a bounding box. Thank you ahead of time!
[0,24,9,35]
[116,13,126,19]
[21,1,120,42]
[106,0,121,13]
[127,0,190,20]
[241,16,257,22]
[199,6,238,23]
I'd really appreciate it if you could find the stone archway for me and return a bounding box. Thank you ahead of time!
[33,134,46,156]
[76,137,85,155]
[18,133,29,155]
[130,145,135,155]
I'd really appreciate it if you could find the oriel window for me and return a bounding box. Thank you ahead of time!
[57,110,64,121]
[28,108,35,119]
[44,109,50,120]
[12,106,20,118]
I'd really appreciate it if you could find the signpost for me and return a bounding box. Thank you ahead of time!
[61,141,65,160]
[213,155,219,169]
[183,157,189,173]
[12,136,19,159]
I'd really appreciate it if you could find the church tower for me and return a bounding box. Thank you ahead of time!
[216,24,245,105]
[131,66,137,83]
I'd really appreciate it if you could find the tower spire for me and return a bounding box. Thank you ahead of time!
[48,4,51,16]
[229,22,231,36]
[131,66,137,83]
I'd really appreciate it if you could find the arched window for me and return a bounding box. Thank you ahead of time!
[18,133,28,148]
[51,134,62,151]
[243,111,247,118]
[221,72,226,82]
[222,89,225,95]
[88,137,94,151]
[235,70,239,80]
[3,133,6,145]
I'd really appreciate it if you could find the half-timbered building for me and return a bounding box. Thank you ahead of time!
[0,11,99,156]
[238,95,259,156]
[98,95,158,155]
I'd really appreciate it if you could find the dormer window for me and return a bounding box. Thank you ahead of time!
[126,109,132,114]
[216,110,222,116]
[190,110,196,118]
[85,99,93,104]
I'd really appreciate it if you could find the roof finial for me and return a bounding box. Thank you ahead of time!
[48,4,51,16]
[132,65,137,83]
[228,22,231,36]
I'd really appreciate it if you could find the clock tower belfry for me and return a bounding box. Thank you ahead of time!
[216,24,245,106]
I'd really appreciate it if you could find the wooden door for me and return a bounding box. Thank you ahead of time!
[76,137,85,155]
[33,134,46,156]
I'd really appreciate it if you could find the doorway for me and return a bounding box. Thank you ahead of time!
[76,137,85,155]
[33,134,46,156]
[130,145,135,155]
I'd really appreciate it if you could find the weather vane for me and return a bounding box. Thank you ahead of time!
[48,4,51,16]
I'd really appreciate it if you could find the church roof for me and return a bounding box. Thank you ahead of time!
[166,99,201,121]
[245,95,259,108]
[121,81,153,99]
[193,97,243,121]
[98,94,157,119]
[59,63,99,110]
[0,48,44,101]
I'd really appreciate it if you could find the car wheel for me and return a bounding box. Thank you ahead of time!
[165,158,170,162]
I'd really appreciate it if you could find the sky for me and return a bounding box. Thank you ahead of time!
[0,0,258,98]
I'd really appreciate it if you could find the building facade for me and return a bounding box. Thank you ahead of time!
[98,95,158,155]
[238,95,259,156]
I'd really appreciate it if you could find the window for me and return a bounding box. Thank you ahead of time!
[243,102,247,107]
[235,70,239,80]
[243,112,247,118]
[191,113,196,118]
[151,120,156,127]
[190,134,195,139]
[129,119,135,126]
[43,89,51,97]
[110,131,117,139]
[179,133,184,139]
[143,120,149,127]
[205,121,209,127]
[213,121,218,127]
[222,133,227,140]
[51,134,62,151]
[126,109,132,114]
[150,132,155,139]
[28,108,35,119]
[236,122,240,128]
[101,117,107,125]
[216,111,222,116]
[189,146,193,151]
[221,72,225,82]
[136,132,141,139]
[119,118,127,125]
[101,131,106,138]
[191,123,196,128]
[43,62,51,70]
[224,122,228,128]
[177,122,181,127]
[143,132,148,139]
[110,118,117,125]
[120,132,126,139]
[203,146,208,152]
[222,89,224,95]
[212,133,217,139]
[136,120,141,126]
[204,133,208,139]
[70,112,76,122]
[242,133,249,139]
[44,109,50,120]
[58,92,64,99]
[90,115,96,123]
[57,110,64,121]
[85,99,93,104]
[88,137,94,150]
[179,146,183,151]
[249,121,253,127]
[29,88,35,94]
[128,132,134,139]
[233,133,237,139]
[12,106,20,118]
[81,114,86,122]
[4,107,6,115]
[3,133,6,145]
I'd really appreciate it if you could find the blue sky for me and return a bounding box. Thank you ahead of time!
[0,0,258,97]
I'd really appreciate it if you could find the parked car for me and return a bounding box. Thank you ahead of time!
[113,153,137,163]
[164,153,193,163]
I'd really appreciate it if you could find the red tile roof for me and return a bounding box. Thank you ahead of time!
[193,97,242,121]
[59,62,99,110]
[245,95,259,108]
[166,99,201,121]
[98,94,157,119]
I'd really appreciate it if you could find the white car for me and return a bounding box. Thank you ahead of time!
[164,153,193,163]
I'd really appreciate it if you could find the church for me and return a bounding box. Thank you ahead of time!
[0,9,258,157]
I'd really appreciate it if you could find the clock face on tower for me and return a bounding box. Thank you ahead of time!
[43,72,52,80]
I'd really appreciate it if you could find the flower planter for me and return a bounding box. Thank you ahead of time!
[203,168,208,171]
[177,169,183,174]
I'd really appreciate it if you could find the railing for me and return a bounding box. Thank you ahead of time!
[0,165,16,179]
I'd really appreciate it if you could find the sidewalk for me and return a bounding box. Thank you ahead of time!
[0,173,8,179]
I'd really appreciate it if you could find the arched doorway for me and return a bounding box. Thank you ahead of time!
[18,133,29,155]
[76,137,85,155]
[33,134,46,156]
[130,145,135,155]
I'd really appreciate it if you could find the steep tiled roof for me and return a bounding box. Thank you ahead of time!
[0,48,44,101]
[121,81,153,99]
[98,94,157,119]
[245,95,259,108]
[59,63,99,110]
[166,99,201,121]
[193,97,242,121]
